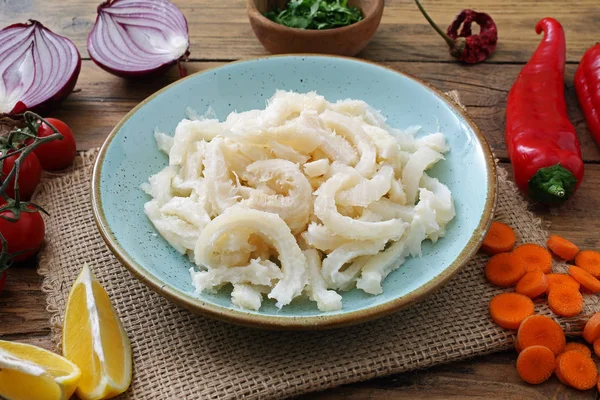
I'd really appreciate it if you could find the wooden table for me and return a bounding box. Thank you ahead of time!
[1,0,599,398]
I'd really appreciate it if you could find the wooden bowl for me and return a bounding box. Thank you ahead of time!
[247,0,384,56]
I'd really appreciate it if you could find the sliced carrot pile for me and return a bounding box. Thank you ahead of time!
[547,235,579,261]
[594,340,600,358]
[547,285,583,317]
[563,342,592,358]
[516,315,565,355]
[583,312,600,344]
[485,253,526,287]
[516,345,555,384]
[555,350,598,390]
[546,273,580,294]
[513,244,553,274]
[568,265,600,294]
[489,293,534,330]
[515,271,548,298]
[481,221,516,254]
[575,250,600,278]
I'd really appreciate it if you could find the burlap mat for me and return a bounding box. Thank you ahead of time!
[34,92,600,399]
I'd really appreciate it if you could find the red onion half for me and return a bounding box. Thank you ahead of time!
[0,20,81,115]
[88,0,190,78]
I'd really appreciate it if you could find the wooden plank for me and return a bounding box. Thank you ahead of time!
[0,0,598,63]
[48,60,600,162]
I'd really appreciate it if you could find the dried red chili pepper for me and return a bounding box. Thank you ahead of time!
[506,18,584,204]
[575,43,600,147]
[414,0,497,64]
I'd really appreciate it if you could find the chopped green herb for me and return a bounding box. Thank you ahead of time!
[264,0,364,30]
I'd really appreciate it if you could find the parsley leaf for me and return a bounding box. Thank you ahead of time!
[265,0,364,30]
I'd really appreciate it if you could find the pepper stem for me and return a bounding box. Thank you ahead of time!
[414,0,455,48]
[528,164,578,204]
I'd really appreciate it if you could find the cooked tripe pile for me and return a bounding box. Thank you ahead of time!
[142,90,455,312]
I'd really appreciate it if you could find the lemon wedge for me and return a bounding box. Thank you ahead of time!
[63,263,132,400]
[0,340,81,400]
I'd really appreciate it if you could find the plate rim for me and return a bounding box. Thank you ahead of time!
[91,54,497,330]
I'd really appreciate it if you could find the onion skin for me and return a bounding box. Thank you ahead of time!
[0,20,81,116]
[87,0,191,79]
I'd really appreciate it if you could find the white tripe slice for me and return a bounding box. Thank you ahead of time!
[240,159,312,235]
[303,249,342,312]
[170,119,221,166]
[304,158,329,178]
[154,128,174,154]
[420,174,455,241]
[388,178,407,205]
[404,187,441,257]
[367,197,414,221]
[356,240,407,295]
[230,283,263,311]
[190,259,283,293]
[171,141,208,194]
[402,146,444,205]
[268,140,310,164]
[262,90,327,126]
[159,195,211,229]
[194,206,307,308]
[416,131,449,153]
[314,173,408,241]
[146,166,177,205]
[301,223,351,252]
[321,239,387,288]
[361,125,399,160]
[320,110,376,177]
[335,165,394,207]
[202,137,240,215]
[144,200,199,253]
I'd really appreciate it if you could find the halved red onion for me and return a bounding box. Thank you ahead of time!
[88,0,190,78]
[0,20,81,115]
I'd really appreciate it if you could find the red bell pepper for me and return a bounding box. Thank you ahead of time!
[505,18,584,203]
[575,44,600,147]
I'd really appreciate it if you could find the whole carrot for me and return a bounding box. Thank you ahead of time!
[505,18,584,203]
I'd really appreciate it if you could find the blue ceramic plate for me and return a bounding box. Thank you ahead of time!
[92,55,496,330]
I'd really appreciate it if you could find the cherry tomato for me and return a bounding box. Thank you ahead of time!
[0,271,6,293]
[1,151,42,200]
[34,118,77,171]
[0,206,45,262]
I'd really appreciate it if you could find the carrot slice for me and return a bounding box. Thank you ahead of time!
[489,293,534,330]
[546,273,580,294]
[515,337,523,353]
[481,221,516,254]
[548,285,584,317]
[568,265,600,294]
[594,340,600,358]
[515,271,548,298]
[547,235,579,261]
[556,350,598,390]
[555,352,567,384]
[517,315,566,355]
[563,342,592,358]
[516,345,555,384]
[485,253,527,287]
[513,244,553,274]
[575,250,600,278]
[583,312,600,343]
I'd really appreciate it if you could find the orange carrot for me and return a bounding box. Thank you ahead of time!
[568,265,600,294]
[555,350,598,390]
[485,253,527,287]
[515,271,549,298]
[594,340,600,358]
[548,285,584,317]
[547,235,579,261]
[489,293,534,330]
[515,337,523,353]
[555,352,567,384]
[517,315,566,355]
[583,312,600,344]
[513,243,553,274]
[563,342,592,358]
[516,345,556,384]
[481,221,516,254]
[575,250,600,278]
[546,273,581,294]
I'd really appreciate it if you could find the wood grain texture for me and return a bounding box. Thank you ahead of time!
[1,0,599,63]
